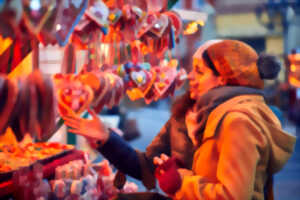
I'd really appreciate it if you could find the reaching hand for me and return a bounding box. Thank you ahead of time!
[153,153,170,166]
[153,154,182,195]
[62,108,109,143]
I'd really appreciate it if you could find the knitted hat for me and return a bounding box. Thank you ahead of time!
[193,40,280,89]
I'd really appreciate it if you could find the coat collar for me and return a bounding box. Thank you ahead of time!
[202,95,264,140]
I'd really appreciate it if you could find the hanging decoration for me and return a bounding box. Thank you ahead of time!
[0,0,189,119]
[183,20,205,35]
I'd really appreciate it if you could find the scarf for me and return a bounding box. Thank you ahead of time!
[190,86,263,144]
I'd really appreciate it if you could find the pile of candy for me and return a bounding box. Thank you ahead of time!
[51,159,138,200]
[12,159,138,200]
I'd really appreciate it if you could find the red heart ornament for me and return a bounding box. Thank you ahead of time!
[57,80,94,117]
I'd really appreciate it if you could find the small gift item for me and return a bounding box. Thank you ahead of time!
[52,180,67,199]
[153,59,178,98]
[127,68,154,99]
[107,8,122,25]
[85,0,109,34]
[54,0,88,46]
[57,79,94,117]
[12,167,32,200]
[149,14,169,38]
[22,0,57,34]
[137,13,157,38]
[70,180,83,196]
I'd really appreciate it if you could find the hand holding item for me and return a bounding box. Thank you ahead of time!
[63,108,109,144]
[154,154,182,195]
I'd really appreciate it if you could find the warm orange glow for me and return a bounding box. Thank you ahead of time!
[290,64,297,72]
[8,52,33,79]
[289,76,300,88]
[184,20,205,35]
[126,88,144,101]
[0,36,12,55]
[0,127,19,146]
[288,53,300,62]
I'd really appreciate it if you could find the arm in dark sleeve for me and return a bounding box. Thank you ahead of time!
[97,130,142,180]
[97,119,171,189]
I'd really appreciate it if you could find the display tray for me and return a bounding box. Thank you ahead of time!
[0,149,85,198]
[0,149,73,183]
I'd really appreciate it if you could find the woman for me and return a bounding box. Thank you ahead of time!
[64,40,296,199]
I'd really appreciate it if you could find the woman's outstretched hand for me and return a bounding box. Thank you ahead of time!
[62,108,109,143]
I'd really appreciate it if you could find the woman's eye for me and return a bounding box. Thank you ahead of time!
[195,68,203,74]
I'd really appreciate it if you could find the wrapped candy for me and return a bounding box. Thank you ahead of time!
[70,180,83,195]
[55,166,66,179]
[52,180,67,199]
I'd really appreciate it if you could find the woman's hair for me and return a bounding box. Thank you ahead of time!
[171,91,195,118]
[202,50,220,76]
[256,53,281,80]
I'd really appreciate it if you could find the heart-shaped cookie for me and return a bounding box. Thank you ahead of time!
[149,14,169,37]
[57,80,94,117]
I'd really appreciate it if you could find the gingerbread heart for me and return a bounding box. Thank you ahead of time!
[149,14,169,37]
[57,80,94,117]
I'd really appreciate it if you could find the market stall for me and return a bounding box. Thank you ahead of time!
[0,0,207,199]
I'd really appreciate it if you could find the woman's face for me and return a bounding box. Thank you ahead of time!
[188,58,223,100]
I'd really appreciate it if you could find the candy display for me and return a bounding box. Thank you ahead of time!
[0,141,74,173]
[10,158,138,200]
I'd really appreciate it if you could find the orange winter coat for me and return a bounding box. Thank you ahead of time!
[174,95,296,200]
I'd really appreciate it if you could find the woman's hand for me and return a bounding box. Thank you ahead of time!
[153,153,170,166]
[62,108,109,144]
[153,154,183,195]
